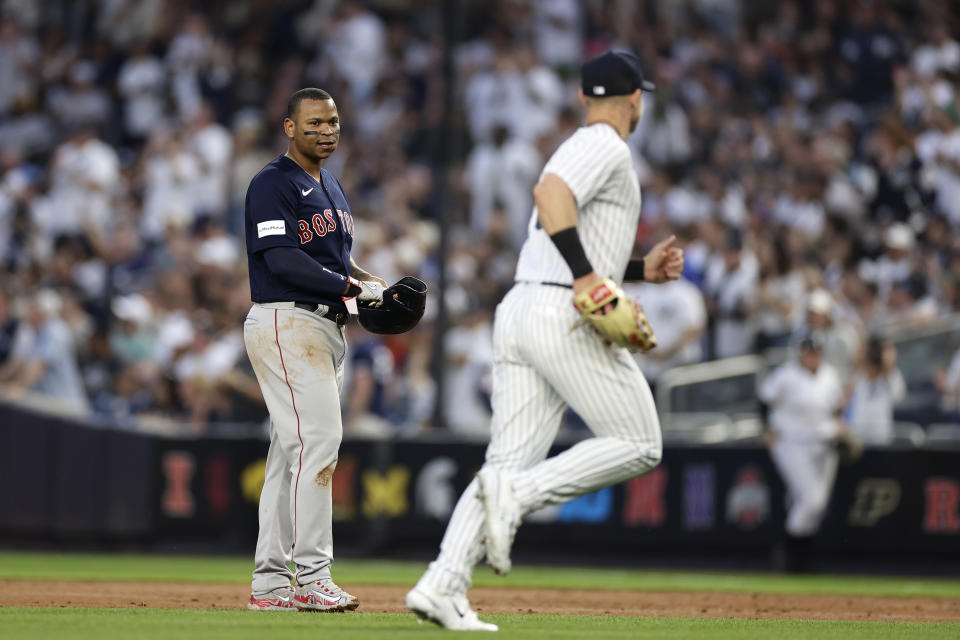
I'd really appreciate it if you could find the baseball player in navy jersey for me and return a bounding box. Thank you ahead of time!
[244,88,387,612]
[406,51,684,631]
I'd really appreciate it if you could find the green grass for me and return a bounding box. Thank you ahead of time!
[1,551,960,599]
[1,552,958,639]
[0,608,957,640]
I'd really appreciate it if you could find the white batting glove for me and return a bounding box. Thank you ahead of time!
[357,280,385,307]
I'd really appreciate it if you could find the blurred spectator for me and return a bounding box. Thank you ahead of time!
[318,0,388,102]
[885,272,940,329]
[0,289,89,414]
[0,288,21,368]
[625,277,706,386]
[40,124,119,236]
[532,0,582,70]
[846,336,906,446]
[109,293,156,365]
[933,345,960,417]
[465,123,541,247]
[343,322,396,437]
[140,129,201,240]
[0,17,41,117]
[703,229,758,359]
[634,88,692,170]
[443,304,493,436]
[755,238,807,350]
[46,60,112,129]
[117,42,167,142]
[859,223,915,302]
[794,288,862,380]
[186,103,233,220]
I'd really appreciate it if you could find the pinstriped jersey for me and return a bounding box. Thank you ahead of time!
[514,123,640,285]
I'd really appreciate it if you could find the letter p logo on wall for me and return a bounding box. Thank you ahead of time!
[848,478,900,527]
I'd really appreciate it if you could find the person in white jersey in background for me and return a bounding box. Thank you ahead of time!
[406,50,684,631]
[759,332,847,572]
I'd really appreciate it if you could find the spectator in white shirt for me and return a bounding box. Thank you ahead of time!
[846,336,906,446]
[624,277,706,385]
[465,124,542,248]
[0,289,89,414]
[934,346,960,416]
[794,288,862,380]
[186,103,233,220]
[703,229,758,359]
[39,125,119,236]
[117,42,166,141]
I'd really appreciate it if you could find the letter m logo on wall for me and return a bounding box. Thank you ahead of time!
[623,467,667,527]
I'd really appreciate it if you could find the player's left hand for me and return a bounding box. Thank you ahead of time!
[357,279,386,307]
[833,424,864,464]
[642,235,684,284]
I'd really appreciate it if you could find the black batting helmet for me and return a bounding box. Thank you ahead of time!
[358,276,428,335]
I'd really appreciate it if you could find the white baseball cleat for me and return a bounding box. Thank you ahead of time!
[477,467,522,576]
[405,585,498,632]
[293,579,360,612]
[248,585,297,611]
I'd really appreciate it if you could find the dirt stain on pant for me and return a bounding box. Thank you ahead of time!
[316,463,336,488]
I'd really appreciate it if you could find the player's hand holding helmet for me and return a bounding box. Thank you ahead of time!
[356,280,386,307]
[358,276,427,334]
[573,277,657,352]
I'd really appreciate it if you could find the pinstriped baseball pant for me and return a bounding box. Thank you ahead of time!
[421,283,663,595]
[244,302,347,596]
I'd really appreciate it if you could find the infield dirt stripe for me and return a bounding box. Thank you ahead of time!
[1,580,958,622]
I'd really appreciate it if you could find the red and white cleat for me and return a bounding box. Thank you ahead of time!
[248,585,297,611]
[294,579,360,612]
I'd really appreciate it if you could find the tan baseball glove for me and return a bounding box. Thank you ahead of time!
[572,278,657,352]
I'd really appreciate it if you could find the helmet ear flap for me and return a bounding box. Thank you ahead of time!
[358,276,427,334]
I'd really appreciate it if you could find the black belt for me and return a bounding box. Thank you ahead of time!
[516,280,573,289]
[294,302,349,326]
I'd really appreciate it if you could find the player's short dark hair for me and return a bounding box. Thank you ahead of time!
[286,88,333,119]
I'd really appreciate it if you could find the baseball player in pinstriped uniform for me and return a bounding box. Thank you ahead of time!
[759,332,845,571]
[243,88,387,612]
[407,51,684,631]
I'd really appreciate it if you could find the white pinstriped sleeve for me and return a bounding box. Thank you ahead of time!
[541,128,627,207]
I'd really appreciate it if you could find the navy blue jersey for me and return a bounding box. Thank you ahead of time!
[245,155,355,309]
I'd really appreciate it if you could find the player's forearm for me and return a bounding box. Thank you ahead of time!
[349,258,386,286]
[263,246,357,298]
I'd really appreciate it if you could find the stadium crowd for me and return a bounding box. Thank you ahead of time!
[0,0,959,436]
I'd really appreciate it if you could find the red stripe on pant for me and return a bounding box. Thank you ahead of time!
[274,308,304,579]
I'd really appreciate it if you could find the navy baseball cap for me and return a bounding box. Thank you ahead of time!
[581,50,656,97]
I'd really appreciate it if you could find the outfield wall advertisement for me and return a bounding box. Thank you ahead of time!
[1,404,958,558]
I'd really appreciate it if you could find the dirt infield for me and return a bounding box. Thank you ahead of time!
[2,580,959,622]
